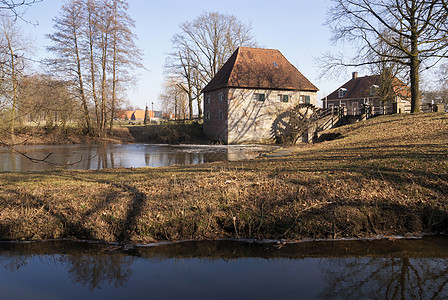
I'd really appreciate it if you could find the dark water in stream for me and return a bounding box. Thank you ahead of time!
[1,236,448,299]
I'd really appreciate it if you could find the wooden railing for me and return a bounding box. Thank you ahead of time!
[316,107,345,132]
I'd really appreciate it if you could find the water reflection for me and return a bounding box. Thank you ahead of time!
[320,257,448,299]
[0,237,447,299]
[64,254,133,290]
[0,144,275,172]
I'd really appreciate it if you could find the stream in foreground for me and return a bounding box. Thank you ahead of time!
[0,236,447,299]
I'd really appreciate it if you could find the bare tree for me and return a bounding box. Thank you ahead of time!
[166,12,257,119]
[19,75,78,127]
[423,62,448,107]
[0,0,68,167]
[0,16,28,141]
[366,38,410,113]
[324,0,448,113]
[107,0,143,133]
[159,77,188,120]
[47,0,92,133]
[0,0,42,19]
[47,0,143,137]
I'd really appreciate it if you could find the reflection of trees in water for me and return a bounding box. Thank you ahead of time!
[1,254,35,272]
[1,253,134,291]
[0,145,269,171]
[2,246,448,296]
[320,257,448,299]
[144,150,220,166]
[64,254,134,290]
[96,144,115,169]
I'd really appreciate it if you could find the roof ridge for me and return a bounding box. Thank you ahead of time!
[202,47,318,92]
[226,47,241,88]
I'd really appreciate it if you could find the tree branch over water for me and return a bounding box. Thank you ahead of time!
[0,140,84,167]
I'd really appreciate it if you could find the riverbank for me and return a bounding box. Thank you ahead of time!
[1,122,209,145]
[0,113,447,243]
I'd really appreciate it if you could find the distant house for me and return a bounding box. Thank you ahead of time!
[117,110,154,121]
[202,47,319,144]
[117,110,136,120]
[324,72,411,115]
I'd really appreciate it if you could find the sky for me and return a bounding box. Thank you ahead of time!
[18,0,354,110]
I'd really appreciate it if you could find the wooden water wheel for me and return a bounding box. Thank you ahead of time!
[271,103,319,145]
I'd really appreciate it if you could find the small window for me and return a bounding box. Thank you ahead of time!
[370,85,379,96]
[339,88,348,98]
[273,62,278,68]
[277,94,289,102]
[219,92,225,103]
[219,110,223,120]
[205,95,210,105]
[300,95,310,104]
[253,93,266,101]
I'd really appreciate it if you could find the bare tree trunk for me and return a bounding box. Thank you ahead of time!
[100,30,109,137]
[1,19,24,142]
[109,0,118,134]
[8,39,17,141]
[174,93,178,120]
[74,28,91,133]
[87,3,101,135]
[196,95,202,119]
[410,23,420,113]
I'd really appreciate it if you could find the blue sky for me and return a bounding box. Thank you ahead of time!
[20,0,352,110]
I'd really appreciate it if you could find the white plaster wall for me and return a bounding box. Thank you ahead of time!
[227,88,317,144]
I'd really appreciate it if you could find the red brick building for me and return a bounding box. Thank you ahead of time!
[324,72,411,115]
[117,110,154,121]
[202,47,318,144]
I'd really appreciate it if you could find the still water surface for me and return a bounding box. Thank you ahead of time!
[0,144,276,172]
[1,236,448,299]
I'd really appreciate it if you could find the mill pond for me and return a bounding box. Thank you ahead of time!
[0,143,277,172]
[1,236,448,299]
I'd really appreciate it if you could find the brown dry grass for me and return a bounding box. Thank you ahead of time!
[1,126,136,145]
[0,113,447,243]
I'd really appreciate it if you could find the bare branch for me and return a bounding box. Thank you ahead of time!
[322,0,448,113]
[165,12,257,119]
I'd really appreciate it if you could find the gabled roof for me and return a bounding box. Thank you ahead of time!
[326,74,410,100]
[117,110,145,120]
[117,110,135,119]
[202,47,318,93]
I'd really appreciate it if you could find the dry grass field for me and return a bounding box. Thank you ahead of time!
[0,113,447,243]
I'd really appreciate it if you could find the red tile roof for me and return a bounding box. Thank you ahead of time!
[326,75,410,100]
[202,47,318,93]
[117,110,135,120]
[117,110,147,120]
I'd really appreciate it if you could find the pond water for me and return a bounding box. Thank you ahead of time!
[0,144,276,172]
[1,236,448,299]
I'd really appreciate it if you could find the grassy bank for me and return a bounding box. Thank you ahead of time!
[125,122,209,144]
[1,122,209,145]
[1,125,135,145]
[0,113,447,243]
